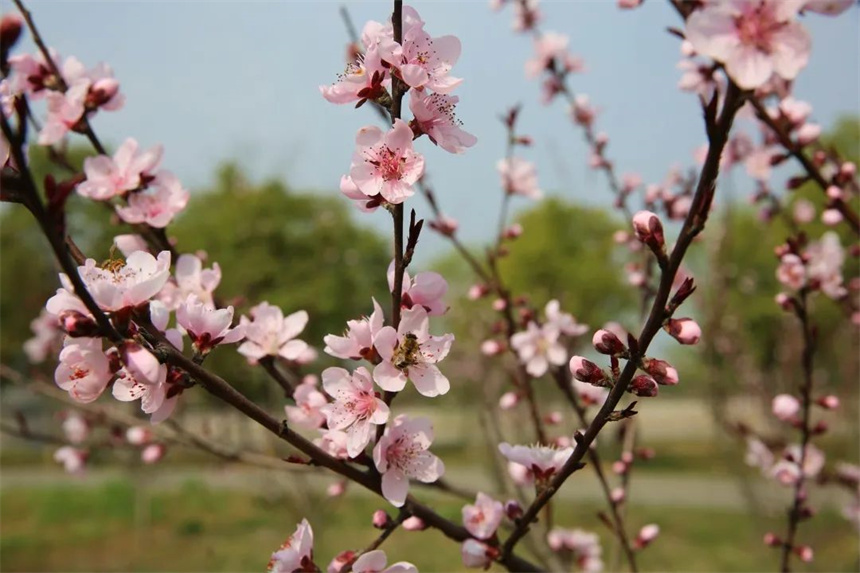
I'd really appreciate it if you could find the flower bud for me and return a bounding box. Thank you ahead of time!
[544,411,563,425]
[429,215,458,237]
[763,532,782,547]
[826,185,844,201]
[775,292,795,311]
[0,12,23,53]
[632,210,665,251]
[402,516,426,531]
[326,481,346,498]
[504,499,523,520]
[796,123,821,146]
[461,539,496,569]
[642,358,679,386]
[498,391,519,410]
[372,509,391,529]
[610,487,626,503]
[87,78,120,108]
[664,318,701,345]
[468,284,489,300]
[492,298,507,312]
[772,394,800,422]
[58,310,101,338]
[822,209,843,226]
[612,460,628,475]
[816,395,839,410]
[630,374,659,397]
[126,426,152,445]
[569,356,608,385]
[635,524,660,549]
[795,545,814,563]
[481,339,506,356]
[141,443,165,464]
[504,223,523,239]
[592,329,626,355]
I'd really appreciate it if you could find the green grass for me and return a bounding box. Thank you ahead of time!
[1,478,857,572]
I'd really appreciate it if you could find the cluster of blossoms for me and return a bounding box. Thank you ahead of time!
[268,519,418,573]
[52,411,166,474]
[39,246,312,424]
[775,232,848,302]
[547,528,604,573]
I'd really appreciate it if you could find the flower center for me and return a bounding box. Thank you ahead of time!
[376,146,405,181]
[735,5,781,52]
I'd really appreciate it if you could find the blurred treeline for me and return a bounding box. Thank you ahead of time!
[1,117,857,415]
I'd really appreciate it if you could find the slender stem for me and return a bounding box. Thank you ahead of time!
[500,81,744,565]
[779,291,816,572]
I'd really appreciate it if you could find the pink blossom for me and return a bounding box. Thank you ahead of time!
[126,426,153,445]
[349,120,425,205]
[320,45,389,105]
[23,309,61,364]
[315,429,350,460]
[401,516,425,531]
[745,437,775,472]
[327,551,355,573]
[396,24,462,93]
[525,32,578,78]
[664,317,701,345]
[778,96,813,125]
[461,539,494,569]
[141,443,165,464]
[462,492,504,540]
[806,232,846,298]
[320,366,389,457]
[373,306,454,398]
[544,300,588,337]
[510,321,567,377]
[268,519,315,573]
[497,157,542,199]
[113,234,149,257]
[546,528,603,572]
[592,328,626,355]
[352,550,417,573]
[511,0,541,32]
[618,0,643,8]
[745,146,778,181]
[324,298,385,360]
[409,92,477,154]
[340,176,382,213]
[429,213,459,236]
[326,481,346,498]
[54,338,112,403]
[571,94,597,127]
[793,199,816,223]
[388,261,448,316]
[636,524,660,548]
[176,295,244,354]
[7,51,59,98]
[77,138,163,200]
[54,446,87,474]
[785,443,826,477]
[821,208,843,226]
[796,122,821,145]
[61,411,90,444]
[677,59,723,100]
[285,382,328,430]
[772,394,800,422]
[238,302,313,364]
[498,442,572,483]
[37,81,88,145]
[116,170,190,228]
[498,391,519,409]
[158,254,221,310]
[373,415,444,507]
[685,0,811,90]
[776,253,806,290]
[112,345,178,424]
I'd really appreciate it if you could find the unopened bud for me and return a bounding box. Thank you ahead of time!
[821,208,843,226]
[468,284,489,300]
[630,374,659,397]
[505,499,523,520]
[569,356,608,385]
[498,391,519,410]
[816,395,839,410]
[795,545,814,563]
[840,161,856,178]
[326,481,346,497]
[58,310,101,337]
[635,524,660,549]
[796,123,821,146]
[642,358,679,386]
[763,532,782,547]
[592,329,626,355]
[811,420,828,435]
[826,185,844,200]
[372,509,391,529]
[669,277,697,310]
[544,411,563,425]
[504,223,523,239]
[775,292,795,311]
[87,78,120,108]
[492,298,507,312]
[612,460,628,475]
[402,516,426,531]
[664,317,701,345]
[786,175,810,189]
[481,339,506,356]
[610,487,625,504]
[141,443,165,464]
[632,210,665,252]
[772,394,800,422]
[0,12,23,53]
[636,447,656,460]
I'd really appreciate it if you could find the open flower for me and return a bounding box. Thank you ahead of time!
[321,367,389,458]
[497,157,542,199]
[285,382,328,430]
[348,119,425,205]
[176,295,244,354]
[238,302,313,364]
[409,92,477,154]
[116,170,189,228]
[268,519,315,573]
[54,446,87,474]
[396,24,462,93]
[498,442,573,483]
[373,415,444,507]
[510,322,566,377]
[54,337,112,403]
[388,262,448,316]
[373,306,454,397]
[685,0,811,90]
[324,299,385,360]
[158,254,221,311]
[77,137,163,201]
[544,300,588,337]
[462,492,504,540]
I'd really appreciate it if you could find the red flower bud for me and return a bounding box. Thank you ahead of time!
[592,329,626,355]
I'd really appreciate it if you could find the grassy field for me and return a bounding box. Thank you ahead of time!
[1,476,857,572]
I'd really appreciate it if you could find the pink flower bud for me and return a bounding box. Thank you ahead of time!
[795,545,814,563]
[402,516,426,531]
[468,284,488,300]
[327,481,346,497]
[544,411,563,425]
[126,426,152,445]
[822,209,843,226]
[499,391,519,410]
[372,510,391,529]
[763,532,782,547]
[635,524,660,549]
[612,460,628,475]
[772,394,800,422]
[775,293,795,311]
[618,0,643,8]
[642,358,679,386]
[796,123,821,146]
[429,215,458,237]
[0,12,23,52]
[505,499,523,520]
[141,443,165,464]
[621,451,634,464]
[58,310,101,338]
[632,210,665,251]
[504,223,523,239]
[665,318,701,345]
[481,339,506,356]
[840,161,856,177]
[630,374,659,397]
[826,185,844,200]
[88,78,121,108]
[610,487,626,503]
[816,395,839,410]
[462,539,495,569]
[569,356,608,385]
[492,298,507,312]
[592,329,626,355]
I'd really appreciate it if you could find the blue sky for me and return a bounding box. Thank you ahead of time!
[9,1,859,263]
